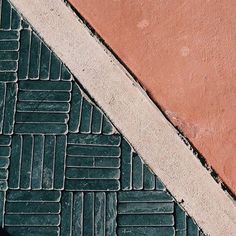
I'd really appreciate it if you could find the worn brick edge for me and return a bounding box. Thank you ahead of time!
[9,0,236,235]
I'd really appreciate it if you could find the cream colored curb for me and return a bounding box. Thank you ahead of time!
[10,0,236,235]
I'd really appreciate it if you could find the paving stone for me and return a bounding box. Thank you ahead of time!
[0,83,17,134]
[118,214,174,227]
[0,0,204,235]
[18,80,72,91]
[118,191,174,203]
[0,147,8,190]
[0,61,17,71]
[49,52,61,81]
[117,227,175,236]
[0,72,17,82]
[28,32,41,79]
[0,31,19,40]
[60,64,71,81]
[5,191,61,234]
[0,0,11,30]
[68,133,121,146]
[5,227,59,236]
[118,202,174,214]
[0,51,18,61]
[0,41,19,51]
[11,9,21,30]
[68,82,82,132]
[18,29,31,80]
[8,134,66,190]
[4,190,60,233]
[0,191,6,226]
[121,139,132,190]
[15,80,71,134]
[7,190,61,202]
[39,42,51,80]
[66,132,121,191]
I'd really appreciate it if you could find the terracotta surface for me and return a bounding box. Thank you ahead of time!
[68,0,236,193]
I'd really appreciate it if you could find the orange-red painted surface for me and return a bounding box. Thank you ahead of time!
[69,0,236,193]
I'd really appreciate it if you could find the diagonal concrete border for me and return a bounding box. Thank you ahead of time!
[10,0,236,235]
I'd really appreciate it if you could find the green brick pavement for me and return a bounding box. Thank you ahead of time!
[0,0,204,235]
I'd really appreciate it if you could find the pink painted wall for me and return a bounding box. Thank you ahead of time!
[69,0,236,193]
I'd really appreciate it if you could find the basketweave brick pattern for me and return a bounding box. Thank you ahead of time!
[0,0,204,235]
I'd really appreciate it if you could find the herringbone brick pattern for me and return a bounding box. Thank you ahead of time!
[0,0,204,235]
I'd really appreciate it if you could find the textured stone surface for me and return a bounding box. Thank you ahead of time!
[0,0,203,235]
[68,0,236,193]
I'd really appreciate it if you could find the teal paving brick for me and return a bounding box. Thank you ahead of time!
[5,190,60,235]
[50,53,61,81]
[0,0,11,30]
[8,134,66,190]
[39,42,51,80]
[28,32,41,79]
[0,0,204,235]
[11,8,21,30]
[18,29,31,80]
[0,191,5,227]
[14,80,71,134]
[117,227,175,236]
[0,82,17,134]
[60,191,117,236]
[0,29,19,82]
[61,64,72,81]
[66,132,121,191]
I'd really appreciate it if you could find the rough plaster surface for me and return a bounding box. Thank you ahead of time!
[10,0,236,235]
[68,0,236,193]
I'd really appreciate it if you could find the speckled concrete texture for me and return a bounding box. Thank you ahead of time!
[68,0,236,194]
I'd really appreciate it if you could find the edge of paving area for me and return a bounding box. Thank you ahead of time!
[9,0,236,235]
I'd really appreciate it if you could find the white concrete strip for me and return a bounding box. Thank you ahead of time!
[10,0,236,235]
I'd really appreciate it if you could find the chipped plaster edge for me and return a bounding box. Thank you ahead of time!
[10,0,236,235]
